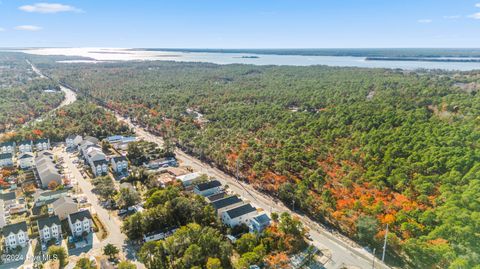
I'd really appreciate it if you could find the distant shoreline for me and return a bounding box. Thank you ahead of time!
[134,48,480,58]
[366,57,480,63]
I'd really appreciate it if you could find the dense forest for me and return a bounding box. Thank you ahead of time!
[0,100,132,143]
[0,53,64,132]
[35,59,480,268]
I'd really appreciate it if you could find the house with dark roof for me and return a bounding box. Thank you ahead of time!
[211,195,244,216]
[221,204,258,228]
[37,215,62,243]
[2,221,28,250]
[68,210,93,237]
[18,152,34,169]
[34,138,50,151]
[18,140,33,153]
[249,213,271,233]
[92,159,109,177]
[0,191,17,209]
[206,191,227,202]
[0,141,15,154]
[66,134,83,149]
[0,153,13,167]
[111,156,128,174]
[194,180,222,197]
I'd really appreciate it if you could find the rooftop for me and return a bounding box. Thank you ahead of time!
[195,180,222,191]
[225,204,256,219]
[37,215,61,229]
[211,195,243,210]
[206,191,227,202]
[0,153,13,159]
[2,221,27,236]
[253,213,271,225]
[69,209,92,223]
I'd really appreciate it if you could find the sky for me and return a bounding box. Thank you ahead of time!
[0,0,479,48]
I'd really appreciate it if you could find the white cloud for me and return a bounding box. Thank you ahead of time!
[469,12,480,19]
[418,19,432,23]
[443,15,460,19]
[19,3,82,14]
[476,3,480,8]
[0,27,5,32]
[15,25,43,31]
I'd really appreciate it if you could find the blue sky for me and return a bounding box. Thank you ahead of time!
[0,0,479,48]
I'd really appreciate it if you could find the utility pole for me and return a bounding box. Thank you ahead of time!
[236,159,239,182]
[372,248,376,269]
[382,224,389,262]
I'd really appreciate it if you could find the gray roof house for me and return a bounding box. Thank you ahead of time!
[0,153,13,167]
[37,215,62,243]
[2,221,28,249]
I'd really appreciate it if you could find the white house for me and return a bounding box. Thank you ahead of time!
[37,215,62,244]
[194,180,222,197]
[68,210,93,237]
[35,139,51,151]
[249,213,271,233]
[221,204,258,228]
[0,141,15,154]
[2,221,28,250]
[211,195,244,216]
[66,135,83,149]
[92,159,109,177]
[111,156,128,174]
[18,152,35,169]
[0,153,13,167]
[176,172,203,187]
[18,140,33,154]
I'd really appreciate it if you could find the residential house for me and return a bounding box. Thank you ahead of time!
[83,136,99,145]
[66,135,83,149]
[92,159,109,177]
[176,172,203,187]
[194,180,222,197]
[2,221,28,250]
[249,213,271,233]
[35,139,51,151]
[0,201,6,228]
[0,191,16,210]
[37,167,62,189]
[68,210,93,237]
[211,195,244,216]
[143,157,177,169]
[221,204,258,228]
[34,189,69,205]
[0,141,15,154]
[35,151,62,189]
[206,191,227,202]
[0,153,13,167]
[50,196,78,220]
[18,140,33,153]
[111,156,128,174]
[37,215,62,244]
[18,152,35,169]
